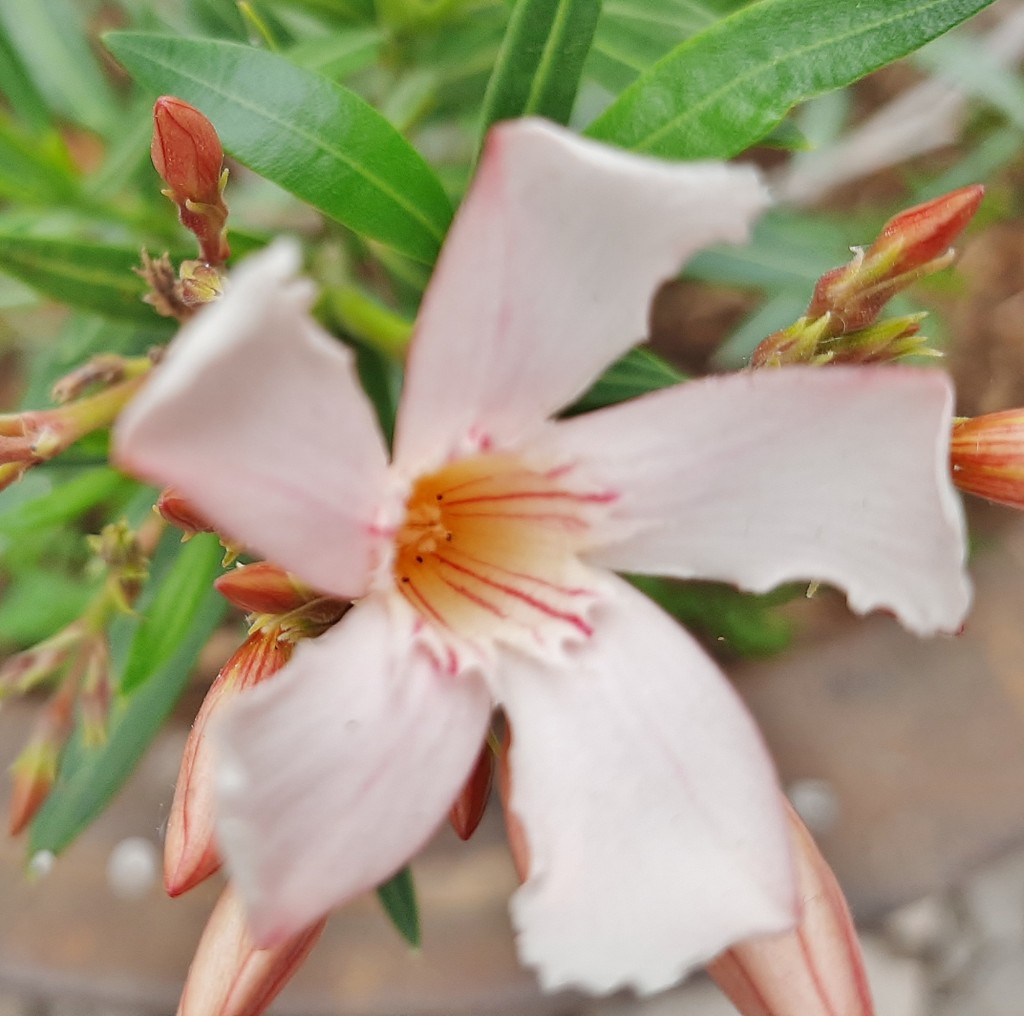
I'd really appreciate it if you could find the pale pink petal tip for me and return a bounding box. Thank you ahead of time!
[395,118,770,469]
[114,239,390,600]
[177,885,326,1016]
[497,577,797,995]
[539,365,970,635]
[708,800,875,1016]
[212,598,492,946]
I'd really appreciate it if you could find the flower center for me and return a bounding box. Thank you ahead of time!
[393,453,611,653]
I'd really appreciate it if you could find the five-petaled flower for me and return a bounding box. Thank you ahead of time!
[115,120,970,995]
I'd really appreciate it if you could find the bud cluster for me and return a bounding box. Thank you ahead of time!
[752,186,984,368]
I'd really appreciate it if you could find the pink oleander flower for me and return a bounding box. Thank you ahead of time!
[115,120,970,995]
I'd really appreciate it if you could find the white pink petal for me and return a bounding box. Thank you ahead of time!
[493,575,796,995]
[213,594,492,946]
[393,118,769,473]
[115,241,391,601]
[529,365,970,635]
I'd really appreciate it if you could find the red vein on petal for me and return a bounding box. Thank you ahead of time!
[443,489,615,507]
[401,576,451,630]
[435,553,592,636]
[441,543,592,596]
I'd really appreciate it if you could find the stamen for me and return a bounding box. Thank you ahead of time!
[392,453,609,652]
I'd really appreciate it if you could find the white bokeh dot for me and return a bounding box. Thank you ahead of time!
[106,836,160,899]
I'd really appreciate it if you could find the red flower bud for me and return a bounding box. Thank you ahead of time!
[164,630,294,897]
[449,741,495,841]
[805,185,984,332]
[178,885,326,1016]
[151,96,225,208]
[156,487,215,537]
[950,409,1024,510]
[215,562,317,615]
[876,184,985,279]
[151,96,230,266]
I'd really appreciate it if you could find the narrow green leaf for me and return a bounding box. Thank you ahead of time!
[587,0,1000,158]
[0,117,79,206]
[568,346,684,414]
[0,468,135,537]
[480,0,603,137]
[0,236,174,325]
[119,532,225,694]
[630,575,795,658]
[0,0,119,135]
[104,33,454,265]
[586,0,717,94]
[268,0,375,20]
[29,534,227,856]
[0,27,52,131]
[376,866,421,947]
[0,570,97,648]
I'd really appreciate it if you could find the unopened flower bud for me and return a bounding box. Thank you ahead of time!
[164,629,294,897]
[157,487,215,538]
[152,96,225,209]
[449,742,495,841]
[0,461,27,493]
[151,96,230,266]
[9,688,75,835]
[950,409,1024,510]
[707,800,874,1015]
[215,562,317,615]
[806,185,984,332]
[872,185,985,280]
[178,885,326,1016]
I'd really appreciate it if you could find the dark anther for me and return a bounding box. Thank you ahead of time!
[401,576,410,583]
[415,555,424,563]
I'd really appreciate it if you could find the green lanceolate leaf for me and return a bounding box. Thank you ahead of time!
[586,0,1000,159]
[29,533,227,856]
[119,531,225,694]
[376,866,421,947]
[0,0,119,135]
[569,346,684,414]
[586,0,718,95]
[0,236,173,325]
[104,33,454,265]
[480,0,603,139]
[0,468,135,537]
